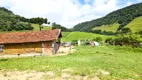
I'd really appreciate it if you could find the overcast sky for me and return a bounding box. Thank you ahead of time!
[0,0,142,28]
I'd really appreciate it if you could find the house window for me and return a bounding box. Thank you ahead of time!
[0,45,4,52]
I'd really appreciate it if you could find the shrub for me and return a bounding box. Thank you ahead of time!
[121,28,131,34]
[109,34,142,47]
[105,37,113,44]
[93,36,102,42]
[102,31,114,35]
[71,40,78,45]
[137,31,142,37]
[92,29,102,34]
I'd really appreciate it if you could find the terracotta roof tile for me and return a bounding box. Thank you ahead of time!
[0,29,61,44]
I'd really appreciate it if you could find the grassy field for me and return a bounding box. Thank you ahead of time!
[31,23,52,31]
[0,45,142,79]
[125,16,142,32]
[61,32,113,42]
[93,23,120,32]
[62,32,71,37]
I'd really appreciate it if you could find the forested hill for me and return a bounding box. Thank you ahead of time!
[0,7,34,31]
[73,3,142,32]
[0,7,48,31]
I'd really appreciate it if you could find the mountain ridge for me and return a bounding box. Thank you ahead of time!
[73,3,142,32]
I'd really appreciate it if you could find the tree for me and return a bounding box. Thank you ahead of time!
[33,17,47,31]
[121,28,131,34]
[51,22,70,32]
[52,22,57,29]
[47,22,50,25]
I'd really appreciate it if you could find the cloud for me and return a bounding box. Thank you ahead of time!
[137,0,142,2]
[0,0,140,28]
[127,1,133,6]
[84,0,90,3]
[93,0,118,15]
[0,0,11,7]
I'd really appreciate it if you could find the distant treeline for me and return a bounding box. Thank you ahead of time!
[73,3,142,32]
[19,17,48,25]
[52,22,72,32]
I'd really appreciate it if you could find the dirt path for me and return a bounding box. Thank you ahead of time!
[0,70,45,80]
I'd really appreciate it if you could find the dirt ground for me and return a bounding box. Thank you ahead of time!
[0,68,134,80]
[0,69,102,80]
[0,70,45,80]
[56,46,75,55]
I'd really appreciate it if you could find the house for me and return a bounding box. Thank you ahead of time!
[0,29,62,55]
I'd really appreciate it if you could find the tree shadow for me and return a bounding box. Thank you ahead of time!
[0,59,8,61]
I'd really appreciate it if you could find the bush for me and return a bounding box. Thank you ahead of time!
[121,28,131,34]
[107,34,142,47]
[92,29,102,34]
[93,36,102,42]
[105,37,113,43]
[71,40,78,45]
[136,31,142,37]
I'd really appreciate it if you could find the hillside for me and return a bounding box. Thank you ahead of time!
[93,23,120,32]
[61,32,112,42]
[93,16,142,33]
[125,16,142,32]
[0,7,50,32]
[0,7,33,31]
[73,3,142,32]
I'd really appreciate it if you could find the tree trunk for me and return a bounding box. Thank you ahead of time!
[39,24,41,31]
